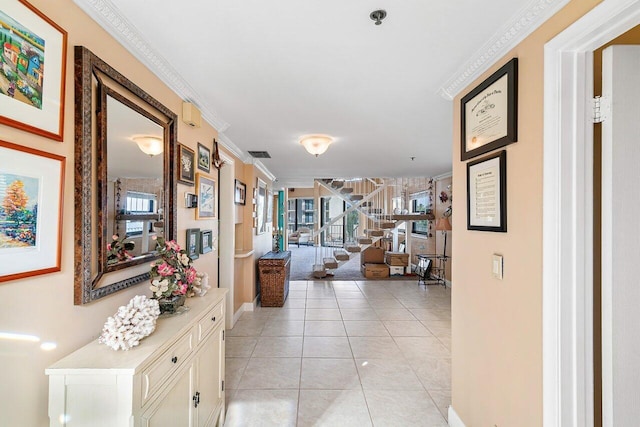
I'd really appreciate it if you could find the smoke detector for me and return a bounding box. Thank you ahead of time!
[370,9,387,26]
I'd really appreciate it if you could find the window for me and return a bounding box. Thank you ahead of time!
[287,198,315,233]
[410,191,430,235]
[125,191,156,235]
[296,198,314,229]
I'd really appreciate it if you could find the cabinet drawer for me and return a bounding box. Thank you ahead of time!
[198,301,224,342]
[142,329,194,405]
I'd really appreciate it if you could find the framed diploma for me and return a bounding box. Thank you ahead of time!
[467,151,506,232]
[461,58,517,161]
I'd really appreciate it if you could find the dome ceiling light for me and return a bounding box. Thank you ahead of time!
[132,136,163,157]
[299,134,334,157]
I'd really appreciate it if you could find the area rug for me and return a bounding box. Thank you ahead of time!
[288,245,416,281]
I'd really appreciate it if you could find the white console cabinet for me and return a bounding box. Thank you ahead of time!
[46,290,227,427]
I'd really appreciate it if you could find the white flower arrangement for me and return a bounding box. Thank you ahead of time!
[98,295,160,351]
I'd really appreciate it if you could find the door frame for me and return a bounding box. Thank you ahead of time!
[218,150,235,329]
[543,0,640,425]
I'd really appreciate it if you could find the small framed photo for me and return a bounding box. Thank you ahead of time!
[186,228,200,260]
[266,189,273,222]
[178,143,195,185]
[461,58,518,161]
[197,142,210,173]
[256,178,267,235]
[234,179,246,205]
[467,150,507,232]
[0,1,68,141]
[195,173,216,219]
[0,140,65,282]
[200,229,213,254]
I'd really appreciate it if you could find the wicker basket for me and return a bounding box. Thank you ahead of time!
[258,251,291,307]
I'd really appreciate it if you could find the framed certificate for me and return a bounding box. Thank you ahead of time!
[461,58,517,161]
[467,151,506,232]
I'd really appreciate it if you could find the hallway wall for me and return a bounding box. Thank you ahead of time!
[450,1,601,425]
[0,1,244,425]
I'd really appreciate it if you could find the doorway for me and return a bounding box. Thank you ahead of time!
[543,0,640,425]
[217,151,235,329]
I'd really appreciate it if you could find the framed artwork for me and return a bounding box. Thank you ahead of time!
[185,228,200,260]
[0,1,67,141]
[0,140,65,282]
[197,142,210,173]
[234,179,246,205]
[195,173,215,219]
[199,229,213,254]
[461,58,518,161]
[266,189,273,222]
[255,178,267,234]
[467,150,507,232]
[177,143,195,185]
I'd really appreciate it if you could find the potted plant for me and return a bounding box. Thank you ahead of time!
[149,236,200,313]
[106,234,135,265]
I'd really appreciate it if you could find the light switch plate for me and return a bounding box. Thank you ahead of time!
[492,254,503,280]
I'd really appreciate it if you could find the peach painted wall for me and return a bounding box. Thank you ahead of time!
[450,1,601,425]
[0,0,243,424]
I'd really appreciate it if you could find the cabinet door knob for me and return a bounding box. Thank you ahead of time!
[171,356,178,364]
[212,316,216,322]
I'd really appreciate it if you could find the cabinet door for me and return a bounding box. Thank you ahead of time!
[140,364,195,427]
[195,324,224,426]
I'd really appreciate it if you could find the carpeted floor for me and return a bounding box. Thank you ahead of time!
[287,245,417,281]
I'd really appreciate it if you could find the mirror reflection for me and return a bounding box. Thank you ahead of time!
[106,95,165,266]
[74,45,177,305]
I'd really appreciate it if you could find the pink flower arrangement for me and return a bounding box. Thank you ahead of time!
[106,234,135,265]
[149,236,200,299]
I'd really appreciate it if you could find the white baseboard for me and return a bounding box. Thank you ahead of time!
[232,306,244,325]
[445,279,452,288]
[232,296,260,324]
[448,406,466,427]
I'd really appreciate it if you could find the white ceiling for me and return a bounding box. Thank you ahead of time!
[76,0,568,188]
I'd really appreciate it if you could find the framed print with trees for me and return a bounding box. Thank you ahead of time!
[0,140,65,282]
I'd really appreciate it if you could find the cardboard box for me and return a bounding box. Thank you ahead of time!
[388,265,405,276]
[385,252,409,266]
[361,263,389,279]
[361,247,385,264]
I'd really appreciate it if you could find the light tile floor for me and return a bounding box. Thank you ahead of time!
[224,279,451,427]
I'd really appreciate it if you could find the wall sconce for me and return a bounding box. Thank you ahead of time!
[132,136,163,156]
[299,134,334,157]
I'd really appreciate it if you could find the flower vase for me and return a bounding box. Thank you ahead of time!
[157,294,186,314]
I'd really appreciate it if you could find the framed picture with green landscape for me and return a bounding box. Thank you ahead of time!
[0,140,65,282]
[0,1,68,141]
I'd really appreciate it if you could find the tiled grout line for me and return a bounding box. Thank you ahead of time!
[228,279,451,426]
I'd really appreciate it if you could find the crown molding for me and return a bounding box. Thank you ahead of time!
[438,0,570,100]
[253,160,277,182]
[216,133,248,163]
[218,149,235,165]
[73,0,230,133]
[433,171,453,180]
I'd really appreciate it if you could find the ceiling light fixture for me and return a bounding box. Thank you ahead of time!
[299,134,334,157]
[132,136,163,157]
[370,9,387,26]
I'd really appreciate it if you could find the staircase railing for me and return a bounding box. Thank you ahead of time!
[313,180,389,238]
